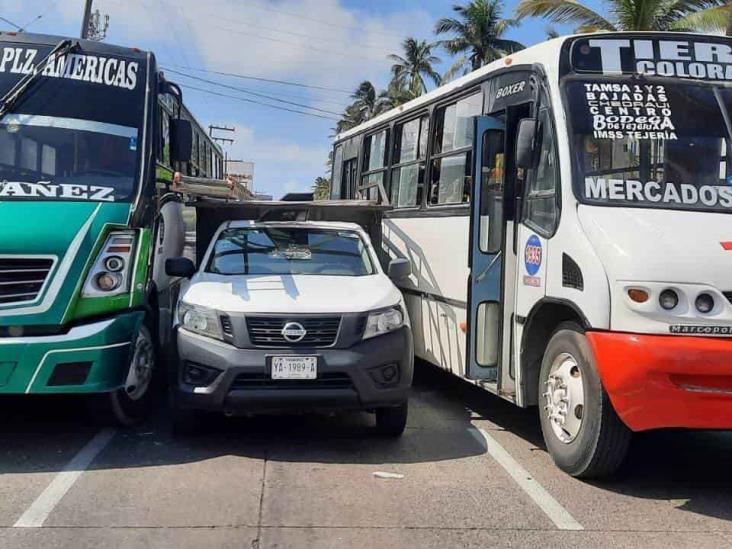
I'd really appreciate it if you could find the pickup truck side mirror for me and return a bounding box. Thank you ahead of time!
[515,118,538,170]
[170,119,193,164]
[388,258,411,280]
[166,257,196,278]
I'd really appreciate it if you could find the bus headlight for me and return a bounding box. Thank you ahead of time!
[82,231,136,297]
[178,302,223,340]
[363,307,404,340]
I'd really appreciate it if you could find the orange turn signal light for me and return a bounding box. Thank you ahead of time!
[628,289,649,303]
[459,321,467,333]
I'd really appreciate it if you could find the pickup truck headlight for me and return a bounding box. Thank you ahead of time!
[363,307,404,340]
[82,231,136,297]
[178,302,223,340]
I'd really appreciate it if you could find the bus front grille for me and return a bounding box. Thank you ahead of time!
[0,258,54,306]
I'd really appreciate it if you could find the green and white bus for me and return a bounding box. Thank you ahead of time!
[0,31,223,424]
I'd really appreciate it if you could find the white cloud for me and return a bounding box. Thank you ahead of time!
[94,0,433,92]
[222,122,328,194]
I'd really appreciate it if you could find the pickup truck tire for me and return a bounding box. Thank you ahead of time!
[375,401,408,437]
[539,323,631,478]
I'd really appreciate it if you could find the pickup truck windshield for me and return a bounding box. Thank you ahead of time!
[207,227,375,276]
[0,42,146,202]
[567,79,732,213]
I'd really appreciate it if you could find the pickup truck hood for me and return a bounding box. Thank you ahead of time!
[182,273,402,314]
[578,205,732,289]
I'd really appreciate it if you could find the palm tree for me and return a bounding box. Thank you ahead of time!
[515,0,732,33]
[312,176,331,201]
[545,26,561,39]
[388,38,442,96]
[435,0,525,80]
[336,81,381,133]
[379,79,420,112]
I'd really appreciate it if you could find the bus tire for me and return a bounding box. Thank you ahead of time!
[538,323,631,478]
[91,324,157,427]
[375,401,408,437]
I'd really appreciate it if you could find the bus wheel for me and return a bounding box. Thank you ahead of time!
[93,325,156,427]
[538,323,631,478]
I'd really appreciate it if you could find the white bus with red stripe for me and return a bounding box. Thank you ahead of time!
[331,32,732,478]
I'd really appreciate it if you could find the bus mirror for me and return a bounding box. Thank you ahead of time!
[166,257,196,279]
[388,258,411,280]
[170,119,193,163]
[515,118,538,170]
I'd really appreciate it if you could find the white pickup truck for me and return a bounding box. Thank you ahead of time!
[166,207,413,436]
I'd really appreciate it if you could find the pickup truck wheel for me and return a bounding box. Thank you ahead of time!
[539,323,631,478]
[375,401,408,437]
[90,325,156,427]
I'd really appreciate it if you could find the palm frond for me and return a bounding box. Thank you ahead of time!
[671,3,732,32]
[515,0,616,30]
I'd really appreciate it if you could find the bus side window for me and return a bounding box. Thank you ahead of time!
[523,106,559,235]
[429,92,482,206]
[342,158,358,198]
[480,129,505,252]
[390,115,428,208]
[331,146,344,199]
[361,129,388,201]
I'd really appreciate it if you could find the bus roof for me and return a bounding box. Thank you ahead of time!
[0,30,150,61]
[335,35,567,142]
[335,31,732,142]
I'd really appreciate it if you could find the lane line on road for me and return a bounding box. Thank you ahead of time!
[14,428,117,528]
[469,427,584,531]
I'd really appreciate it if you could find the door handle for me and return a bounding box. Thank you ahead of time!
[476,251,502,284]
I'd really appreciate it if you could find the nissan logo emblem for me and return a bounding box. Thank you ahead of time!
[281,321,307,343]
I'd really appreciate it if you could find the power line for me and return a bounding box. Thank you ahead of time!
[164,64,353,95]
[162,67,343,116]
[180,84,339,121]
[156,60,346,107]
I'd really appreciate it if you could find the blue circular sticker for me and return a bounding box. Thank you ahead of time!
[524,235,542,276]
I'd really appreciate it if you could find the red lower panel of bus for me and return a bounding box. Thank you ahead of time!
[587,331,732,432]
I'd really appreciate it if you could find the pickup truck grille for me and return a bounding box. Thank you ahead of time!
[246,316,341,347]
[0,258,54,305]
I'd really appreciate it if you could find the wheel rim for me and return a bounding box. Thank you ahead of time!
[543,352,585,444]
[124,329,154,401]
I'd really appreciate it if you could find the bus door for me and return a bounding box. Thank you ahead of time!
[467,116,507,381]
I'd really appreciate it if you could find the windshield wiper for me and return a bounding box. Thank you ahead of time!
[713,88,732,172]
[0,39,80,121]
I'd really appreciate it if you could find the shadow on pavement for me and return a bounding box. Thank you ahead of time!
[1,362,731,524]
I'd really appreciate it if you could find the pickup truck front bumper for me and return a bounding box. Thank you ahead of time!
[173,325,413,413]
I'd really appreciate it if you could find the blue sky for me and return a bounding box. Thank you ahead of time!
[3,0,606,198]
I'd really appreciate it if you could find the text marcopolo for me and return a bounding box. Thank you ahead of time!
[585,178,732,208]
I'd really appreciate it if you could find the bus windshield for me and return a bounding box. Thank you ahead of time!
[0,42,146,203]
[566,79,732,213]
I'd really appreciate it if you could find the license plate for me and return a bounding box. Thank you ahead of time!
[271,356,317,380]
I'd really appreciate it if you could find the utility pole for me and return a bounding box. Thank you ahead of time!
[80,0,93,39]
[208,125,236,173]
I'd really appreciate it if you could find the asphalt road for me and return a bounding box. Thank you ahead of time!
[0,363,730,548]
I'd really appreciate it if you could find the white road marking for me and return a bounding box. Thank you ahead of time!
[470,427,584,531]
[14,428,117,528]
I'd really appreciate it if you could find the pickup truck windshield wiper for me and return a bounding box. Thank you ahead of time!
[0,39,80,121]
